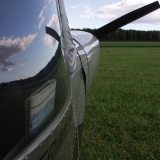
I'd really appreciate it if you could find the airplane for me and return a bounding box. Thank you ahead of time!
[0,0,159,159]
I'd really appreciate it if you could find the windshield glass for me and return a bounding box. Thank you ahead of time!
[0,1,70,159]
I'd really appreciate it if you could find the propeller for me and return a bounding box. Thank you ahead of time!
[93,1,160,39]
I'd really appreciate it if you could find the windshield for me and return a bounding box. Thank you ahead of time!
[0,1,70,159]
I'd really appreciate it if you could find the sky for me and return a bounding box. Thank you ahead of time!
[64,0,160,31]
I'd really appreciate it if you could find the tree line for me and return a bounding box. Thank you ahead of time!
[71,28,160,41]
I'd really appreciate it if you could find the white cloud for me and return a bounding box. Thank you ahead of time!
[0,34,37,72]
[43,14,59,48]
[126,0,159,5]
[80,0,160,25]
[38,5,48,29]
[71,6,77,9]
[70,5,82,9]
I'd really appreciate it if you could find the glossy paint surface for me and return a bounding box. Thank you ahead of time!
[71,30,99,54]
[71,31,99,160]
[71,30,100,92]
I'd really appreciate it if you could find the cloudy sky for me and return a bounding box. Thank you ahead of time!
[64,0,160,31]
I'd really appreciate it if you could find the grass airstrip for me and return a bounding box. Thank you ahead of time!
[80,42,160,160]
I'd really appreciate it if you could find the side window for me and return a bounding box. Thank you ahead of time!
[0,1,70,159]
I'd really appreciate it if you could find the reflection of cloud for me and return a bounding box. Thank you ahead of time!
[48,0,54,3]
[19,63,29,67]
[8,68,14,72]
[43,15,59,48]
[80,1,160,24]
[20,63,25,66]
[0,34,37,72]
[38,5,47,29]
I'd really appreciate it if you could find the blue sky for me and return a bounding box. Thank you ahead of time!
[64,0,160,31]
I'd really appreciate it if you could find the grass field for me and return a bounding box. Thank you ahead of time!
[80,42,160,160]
[100,41,160,47]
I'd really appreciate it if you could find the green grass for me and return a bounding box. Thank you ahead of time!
[80,44,160,160]
[100,41,160,47]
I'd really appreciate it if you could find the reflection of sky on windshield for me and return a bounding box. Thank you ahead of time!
[0,0,60,83]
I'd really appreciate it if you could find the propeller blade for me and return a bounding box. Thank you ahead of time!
[93,1,160,39]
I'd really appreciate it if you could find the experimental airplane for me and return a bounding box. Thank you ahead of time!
[0,0,159,159]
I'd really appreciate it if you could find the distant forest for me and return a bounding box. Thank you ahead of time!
[71,28,160,41]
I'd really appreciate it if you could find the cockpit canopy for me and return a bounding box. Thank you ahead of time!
[0,1,70,159]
